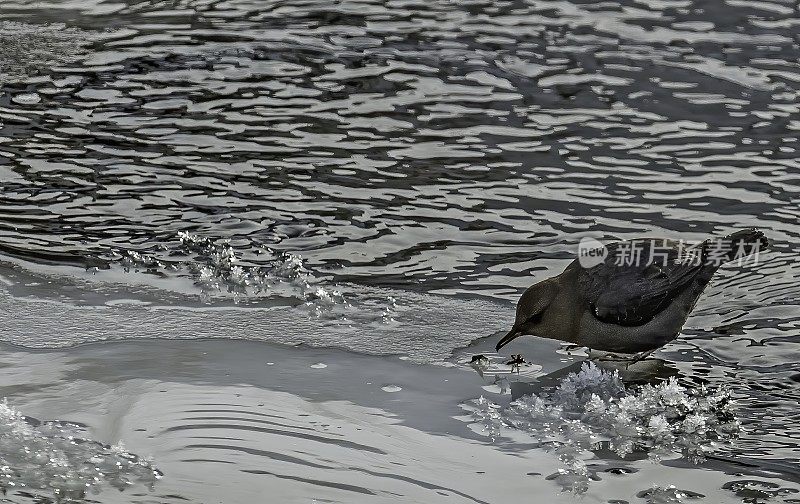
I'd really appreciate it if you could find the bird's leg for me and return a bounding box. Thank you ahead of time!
[505,354,526,374]
[627,349,656,367]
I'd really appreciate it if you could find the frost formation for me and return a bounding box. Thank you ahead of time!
[0,400,160,502]
[471,362,739,493]
[117,232,397,321]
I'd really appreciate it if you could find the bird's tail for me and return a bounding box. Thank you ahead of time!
[707,228,769,263]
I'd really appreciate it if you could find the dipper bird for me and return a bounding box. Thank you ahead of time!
[496,229,769,354]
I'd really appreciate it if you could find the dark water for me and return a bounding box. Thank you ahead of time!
[1,0,798,296]
[0,0,799,502]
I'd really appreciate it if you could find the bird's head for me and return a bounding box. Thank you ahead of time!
[496,280,559,351]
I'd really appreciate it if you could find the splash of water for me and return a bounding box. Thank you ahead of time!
[0,400,160,501]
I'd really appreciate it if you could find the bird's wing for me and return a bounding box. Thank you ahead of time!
[576,239,705,326]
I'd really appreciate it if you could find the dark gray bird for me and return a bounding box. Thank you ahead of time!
[496,229,769,354]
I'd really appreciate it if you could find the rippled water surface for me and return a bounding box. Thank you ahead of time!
[0,0,799,502]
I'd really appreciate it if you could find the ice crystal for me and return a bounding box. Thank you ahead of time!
[273,253,308,280]
[113,234,406,325]
[637,485,704,503]
[381,296,398,323]
[469,362,739,493]
[546,457,590,494]
[116,234,353,311]
[174,235,315,299]
[305,286,348,317]
[0,400,160,502]
[119,250,161,272]
[722,479,799,502]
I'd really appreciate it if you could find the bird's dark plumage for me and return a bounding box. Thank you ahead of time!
[580,239,705,327]
[497,229,769,354]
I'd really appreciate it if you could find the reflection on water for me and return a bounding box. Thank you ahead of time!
[0,0,799,502]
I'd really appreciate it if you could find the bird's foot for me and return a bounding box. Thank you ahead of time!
[505,354,526,374]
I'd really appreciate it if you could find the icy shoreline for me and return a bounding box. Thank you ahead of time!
[0,274,796,503]
[0,336,795,504]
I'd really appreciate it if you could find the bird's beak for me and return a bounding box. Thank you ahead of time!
[496,328,521,351]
